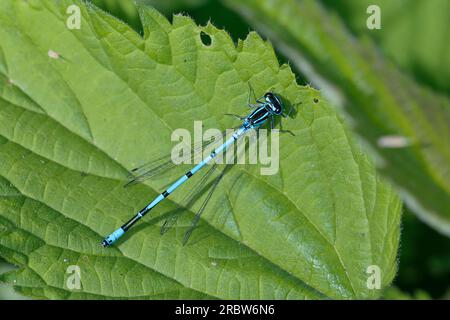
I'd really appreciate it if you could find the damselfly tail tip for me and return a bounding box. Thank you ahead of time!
[101,228,125,247]
[101,239,109,247]
[101,236,113,247]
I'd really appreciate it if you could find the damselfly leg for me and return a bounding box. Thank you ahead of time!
[224,113,246,121]
[182,165,229,245]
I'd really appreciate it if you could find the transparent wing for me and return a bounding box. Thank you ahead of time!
[160,162,219,235]
[182,164,231,245]
[125,128,234,187]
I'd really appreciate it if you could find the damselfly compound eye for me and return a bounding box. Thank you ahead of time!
[264,92,283,115]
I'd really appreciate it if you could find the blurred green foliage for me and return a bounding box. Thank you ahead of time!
[382,286,431,300]
[322,0,450,94]
[397,210,450,298]
[90,0,142,32]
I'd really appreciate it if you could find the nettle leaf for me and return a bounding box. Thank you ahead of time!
[0,0,401,299]
[223,0,450,235]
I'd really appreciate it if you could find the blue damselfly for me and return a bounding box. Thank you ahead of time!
[102,88,293,247]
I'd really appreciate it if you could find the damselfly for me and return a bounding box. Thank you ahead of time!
[101,87,293,247]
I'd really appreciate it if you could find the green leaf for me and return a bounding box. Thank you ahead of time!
[223,0,450,235]
[0,0,400,299]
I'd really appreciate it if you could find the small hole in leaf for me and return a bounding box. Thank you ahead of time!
[200,31,212,46]
[48,50,60,59]
[313,98,319,103]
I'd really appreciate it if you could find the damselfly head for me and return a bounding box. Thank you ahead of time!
[264,92,283,115]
